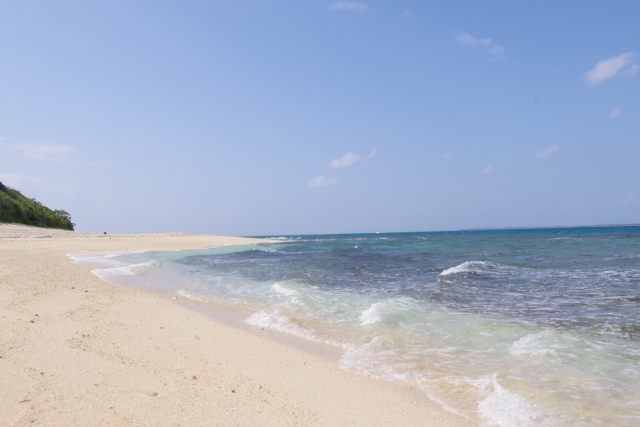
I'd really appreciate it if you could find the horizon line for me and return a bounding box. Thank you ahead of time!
[250,223,640,238]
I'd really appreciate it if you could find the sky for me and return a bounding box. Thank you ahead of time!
[1,1,638,236]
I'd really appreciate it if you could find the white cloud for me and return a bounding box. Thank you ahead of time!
[308,176,337,188]
[608,104,624,119]
[480,165,499,175]
[457,33,505,57]
[536,146,559,159]
[330,153,360,169]
[364,148,377,160]
[442,152,456,160]
[329,2,368,12]
[329,149,376,169]
[457,33,492,47]
[584,52,637,85]
[0,142,74,162]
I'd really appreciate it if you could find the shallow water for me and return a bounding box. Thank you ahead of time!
[71,227,640,427]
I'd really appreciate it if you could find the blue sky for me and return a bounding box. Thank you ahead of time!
[1,1,638,235]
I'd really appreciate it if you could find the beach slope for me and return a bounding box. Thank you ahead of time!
[0,224,473,427]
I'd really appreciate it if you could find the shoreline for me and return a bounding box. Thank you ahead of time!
[170,290,347,363]
[0,224,474,427]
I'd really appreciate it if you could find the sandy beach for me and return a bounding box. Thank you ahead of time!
[0,224,473,427]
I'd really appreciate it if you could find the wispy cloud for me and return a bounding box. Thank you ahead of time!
[308,176,337,188]
[329,2,369,12]
[480,165,499,175]
[0,142,74,162]
[0,173,84,197]
[329,149,376,169]
[458,33,491,47]
[584,52,638,85]
[442,152,456,160]
[457,33,505,57]
[536,146,559,159]
[608,104,624,119]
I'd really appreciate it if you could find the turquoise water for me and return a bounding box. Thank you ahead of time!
[71,226,640,427]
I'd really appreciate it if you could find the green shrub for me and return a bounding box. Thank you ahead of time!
[0,182,75,230]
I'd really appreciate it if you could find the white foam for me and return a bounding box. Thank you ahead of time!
[510,330,560,358]
[68,253,129,268]
[271,283,299,297]
[340,339,384,376]
[91,260,159,281]
[359,302,384,326]
[254,247,278,252]
[478,375,558,427]
[440,261,490,276]
[245,310,318,342]
[550,237,581,241]
[269,282,307,308]
[177,289,209,302]
[68,251,162,282]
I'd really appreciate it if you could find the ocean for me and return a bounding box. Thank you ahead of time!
[71,226,640,427]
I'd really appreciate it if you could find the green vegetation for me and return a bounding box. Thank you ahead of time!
[0,182,74,230]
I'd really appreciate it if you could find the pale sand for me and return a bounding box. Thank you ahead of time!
[0,224,475,427]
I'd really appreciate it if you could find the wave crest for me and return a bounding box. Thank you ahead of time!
[439,261,491,276]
